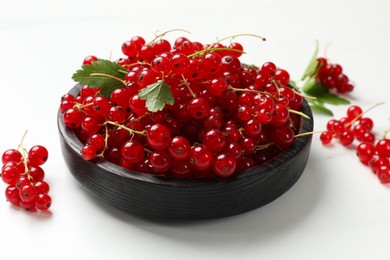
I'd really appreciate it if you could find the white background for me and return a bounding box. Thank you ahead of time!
[1,0,390,259]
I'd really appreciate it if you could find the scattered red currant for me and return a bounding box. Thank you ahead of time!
[1,132,52,212]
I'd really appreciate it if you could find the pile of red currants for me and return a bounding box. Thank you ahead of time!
[60,33,309,179]
[1,135,51,211]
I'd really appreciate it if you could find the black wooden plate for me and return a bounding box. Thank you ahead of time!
[58,84,313,219]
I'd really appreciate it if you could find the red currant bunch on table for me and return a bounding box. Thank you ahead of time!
[316,57,354,94]
[320,104,390,184]
[1,132,51,211]
[61,32,310,179]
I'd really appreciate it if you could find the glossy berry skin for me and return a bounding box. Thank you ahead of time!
[2,149,22,164]
[146,124,172,150]
[188,97,210,120]
[81,145,97,161]
[5,185,21,206]
[212,153,237,178]
[28,145,49,166]
[356,142,376,164]
[1,165,19,185]
[375,139,390,158]
[339,130,354,146]
[36,194,52,211]
[19,184,37,203]
[376,165,390,183]
[188,145,213,171]
[202,129,226,153]
[121,140,145,163]
[149,151,172,173]
[83,55,98,65]
[168,136,191,161]
[320,131,333,145]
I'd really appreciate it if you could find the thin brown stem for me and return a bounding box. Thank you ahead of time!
[147,29,191,45]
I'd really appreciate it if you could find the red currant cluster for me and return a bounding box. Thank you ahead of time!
[320,105,390,183]
[316,57,354,94]
[61,34,308,178]
[1,136,51,211]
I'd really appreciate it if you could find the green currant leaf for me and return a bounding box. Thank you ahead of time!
[301,41,319,81]
[72,59,127,97]
[308,100,333,116]
[304,81,350,105]
[138,81,174,112]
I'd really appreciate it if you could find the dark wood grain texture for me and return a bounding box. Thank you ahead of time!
[58,84,313,219]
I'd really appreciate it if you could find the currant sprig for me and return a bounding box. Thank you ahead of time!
[319,103,390,184]
[1,131,52,211]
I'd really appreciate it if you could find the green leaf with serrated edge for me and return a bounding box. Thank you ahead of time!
[304,81,350,105]
[301,41,319,81]
[308,100,334,116]
[138,81,174,112]
[72,59,127,97]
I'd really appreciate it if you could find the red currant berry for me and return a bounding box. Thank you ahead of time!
[376,165,390,184]
[82,55,98,65]
[146,124,172,150]
[320,131,333,145]
[36,194,52,211]
[81,144,97,160]
[149,150,172,173]
[339,130,354,146]
[2,149,22,164]
[121,140,145,163]
[212,153,236,178]
[356,142,376,164]
[188,145,213,171]
[202,129,226,153]
[168,136,191,161]
[376,139,390,158]
[188,97,210,120]
[28,145,48,166]
[19,184,37,203]
[34,181,50,195]
[1,165,19,185]
[346,105,363,121]
[5,185,21,206]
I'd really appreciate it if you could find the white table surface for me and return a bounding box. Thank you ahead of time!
[1,0,390,259]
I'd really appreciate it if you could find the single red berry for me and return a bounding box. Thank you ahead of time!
[28,166,45,182]
[36,194,52,211]
[376,165,390,184]
[34,181,50,195]
[188,145,213,171]
[339,130,354,146]
[5,185,21,206]
[375,139,390,158]
[149,150,172,173]
[356,142,376,164]
[146,124,172,150]
[168,136,191,161]
[346,105,363,121]
[2,149,23,164]
[1,165,19,185]
[212,153,236,178]
[28,145,48,166]
[121,140,145,163]
[81,144,97,160]
[188,97,210,120]
[19,184,37,203]
[82,55,98,65]
[320,131,333,145]
[202,129,226,153]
